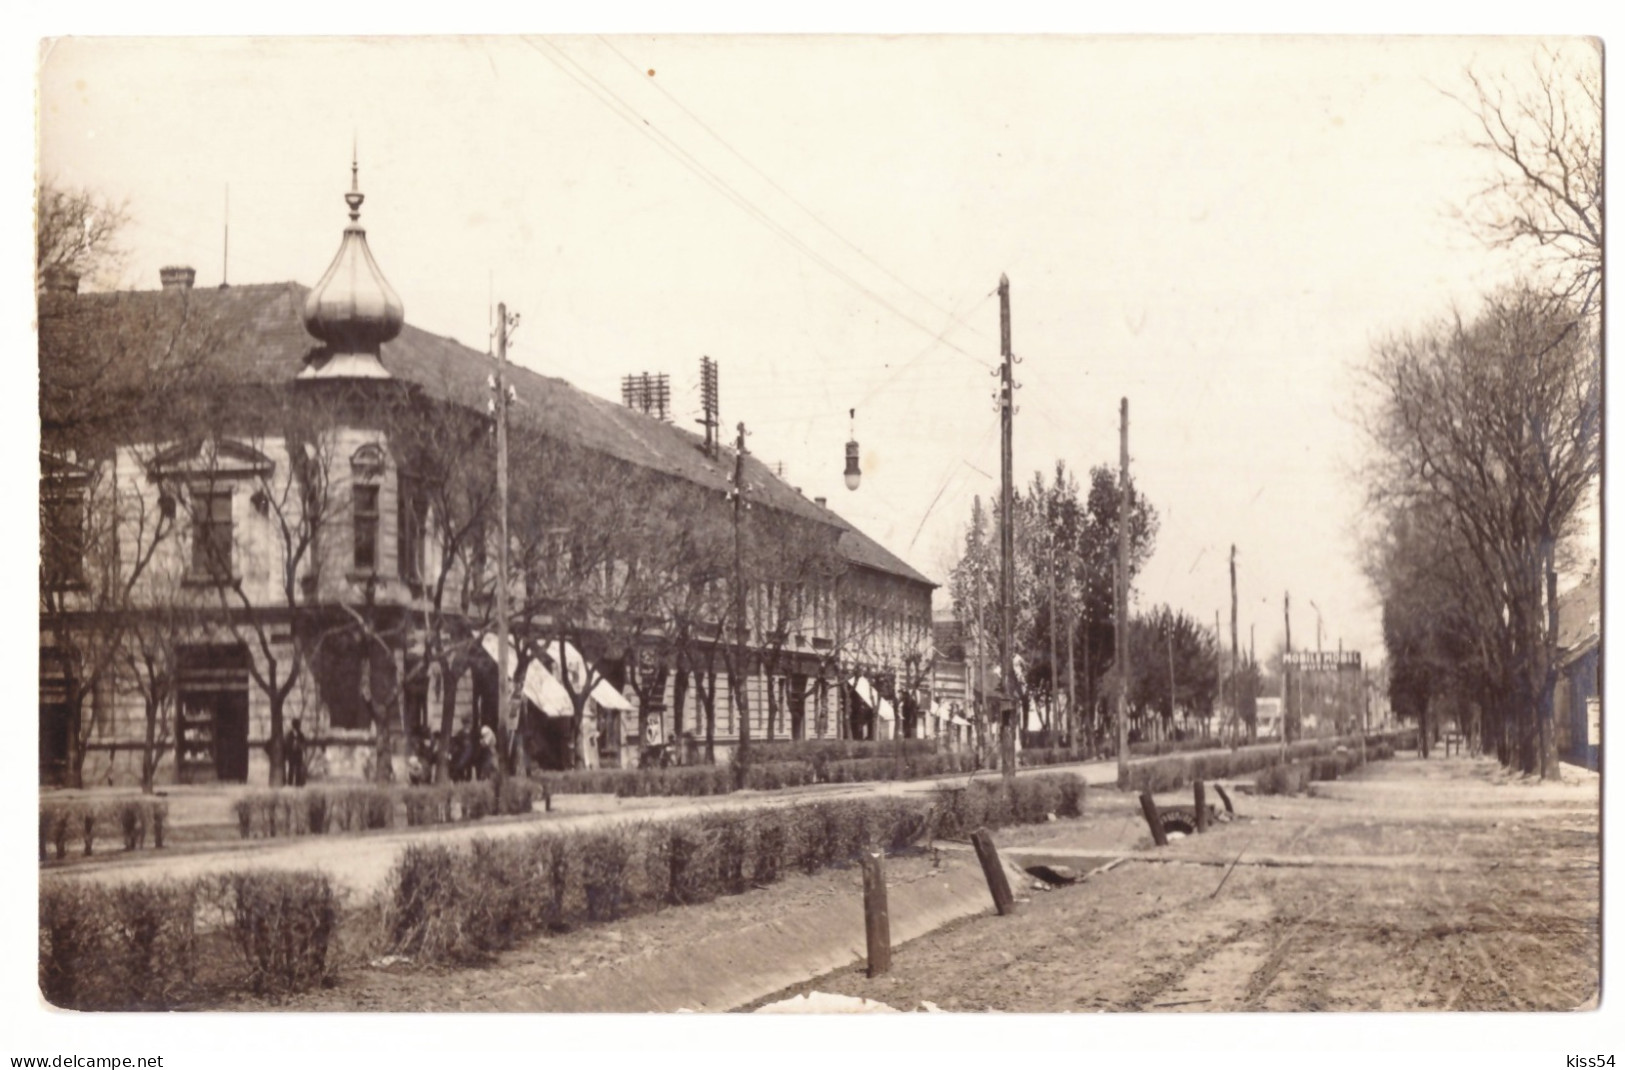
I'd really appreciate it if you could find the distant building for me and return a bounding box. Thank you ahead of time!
[1553,568,1600,771]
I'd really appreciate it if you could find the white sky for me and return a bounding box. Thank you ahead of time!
[37,35,1599,668]
[8,5,1622,1067]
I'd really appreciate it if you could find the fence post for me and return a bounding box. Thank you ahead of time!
[1139,791,1169,847]
[861,849,891,977]
[1194,780,1207,833]
[971,828,1016,915]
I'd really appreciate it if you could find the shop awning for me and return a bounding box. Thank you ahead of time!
[541,638,635,712]
[850,676,894,721]
[480,634,573,717]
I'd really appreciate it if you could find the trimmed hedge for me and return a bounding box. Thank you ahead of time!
[536,766,735,798]
[1117,733,1405,794]
[40,798,169,861]
[535,748,983,797]
[232,781,535,840]
[745,738,939,766]
[39,869,340,1009]
[382,771,1086,966]
[1018,746,1087,769]
[41,771,1087,1002]
[1128,736,1229,758]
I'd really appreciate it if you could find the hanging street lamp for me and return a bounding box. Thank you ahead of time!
[844,408,862,491]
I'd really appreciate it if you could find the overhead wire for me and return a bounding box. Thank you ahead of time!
[906,416,1000,553]
[523,37,996,375]
[595,35,994,348]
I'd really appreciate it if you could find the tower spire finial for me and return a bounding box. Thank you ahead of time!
[346,135,364,223]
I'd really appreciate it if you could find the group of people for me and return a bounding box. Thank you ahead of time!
[280,718,506,787]
[406,721,499,785]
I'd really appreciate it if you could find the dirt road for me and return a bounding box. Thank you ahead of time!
[751,755,1600,1012]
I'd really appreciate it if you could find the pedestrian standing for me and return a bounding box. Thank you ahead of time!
[286,718,307,787]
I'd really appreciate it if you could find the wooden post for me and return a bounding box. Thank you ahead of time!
[1194,780,1207,833]
[1116,398,1131,782]
[1139,791,1169,847]
[860,849,891,977]
[971,828,1016,915]
[1213,782,1235,815]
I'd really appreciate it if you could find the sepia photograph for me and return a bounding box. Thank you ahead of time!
[18,19,1611,1064]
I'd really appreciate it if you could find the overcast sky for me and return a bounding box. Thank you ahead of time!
[35,35,1600,666]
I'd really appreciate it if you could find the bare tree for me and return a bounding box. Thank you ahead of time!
[40,445,176,787]
[1453,44,1603,317]
[1361,284,1599,776]
[36,181,128,290]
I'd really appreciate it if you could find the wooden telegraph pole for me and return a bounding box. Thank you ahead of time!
[494,302,515,782]
[1116,398,1130,782]
[1230,545,1239,747]
[1283,591,1293,754]
[731,422,751,772]
[998,275,1016,783]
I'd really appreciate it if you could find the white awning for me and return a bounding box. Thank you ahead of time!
[850,676,893,721]
[480,634,573,717]
[542,638,634,712]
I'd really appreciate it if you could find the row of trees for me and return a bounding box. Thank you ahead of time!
[946,460,1224,752]
[1361,47,1601,776]
[38,186,924,790]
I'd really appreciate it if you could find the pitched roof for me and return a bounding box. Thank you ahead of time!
[1556,569,1601,654]
[57,282,935,588]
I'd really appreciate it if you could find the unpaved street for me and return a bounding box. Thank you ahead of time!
[752,755,1600,1012]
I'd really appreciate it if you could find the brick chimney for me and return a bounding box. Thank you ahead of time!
[814,497,827,509]
[159,265,196,292]
[39,266,80,296]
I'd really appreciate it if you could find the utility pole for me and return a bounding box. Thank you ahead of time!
[1230,545,1239,746]
[998,275,1017,783]
[974,504,989,766]
[1166,617,1177,741]
[730,421,752,774]
[1116,398,1130,782]
[1047,513,1059,746]
[494,303,516,779]
[1284,591,1293,751]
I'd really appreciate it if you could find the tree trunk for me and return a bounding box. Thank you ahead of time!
[268,688,288,787]
[701,670,717,764]
[765,660,779,742]
[673,666,689,746]
[437,660,459,784]
[141,696,161,794]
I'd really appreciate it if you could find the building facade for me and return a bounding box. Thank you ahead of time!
[39,168,935,788]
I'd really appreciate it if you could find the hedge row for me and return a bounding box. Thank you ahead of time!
[1017,746,1087,769]
[536,749,985,797]
[233,780,535,839]
[40,771,1087,1006]
[744,738,939,766]
[40,798,170,861]
[537,766,735,797]
[1128,736,1229,758]
[383,771,1086,965]
[1117,734,1392,794]
[1253,746,1376,795]
[40,870,341,1010]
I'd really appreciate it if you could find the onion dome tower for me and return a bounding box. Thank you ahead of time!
[299,151,404,379]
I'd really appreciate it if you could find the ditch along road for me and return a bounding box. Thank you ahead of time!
[39,755,1131,900]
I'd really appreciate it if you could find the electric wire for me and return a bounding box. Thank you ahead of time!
[523,37,995,374]
[595,35,995,348]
